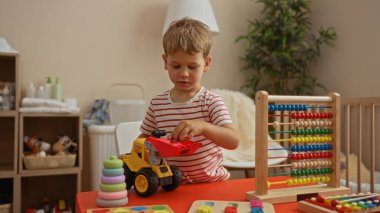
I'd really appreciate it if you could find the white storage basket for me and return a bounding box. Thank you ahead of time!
[107,83,146,125]
[109,99,145,125]
[88,125,117,190]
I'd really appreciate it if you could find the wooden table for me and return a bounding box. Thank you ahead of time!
[76,177,304,212]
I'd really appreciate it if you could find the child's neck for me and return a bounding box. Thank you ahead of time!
[170,87,202,103]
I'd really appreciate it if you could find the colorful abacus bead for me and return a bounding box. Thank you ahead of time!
[96,155,128,207]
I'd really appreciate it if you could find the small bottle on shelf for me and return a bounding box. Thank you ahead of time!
[52,77,63,101]
[36,85,45,99]
[1,85,10,110]
[25,80,36,98]
[45,77,53,99]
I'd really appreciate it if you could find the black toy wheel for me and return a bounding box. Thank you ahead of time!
[123,165,135,190]
[133,169,159,197]
[162,166,182,191]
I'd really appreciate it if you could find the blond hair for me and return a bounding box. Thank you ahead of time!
[163,18,213,58]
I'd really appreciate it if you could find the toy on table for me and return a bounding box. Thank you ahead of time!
[250,200,264,213]
[188,200,275,213]
[120,130,201,197]
[86,204,174,213]
[246,91,350,204]
[97,155,128,207]
[146,130,202,158]
[298,192,380,213]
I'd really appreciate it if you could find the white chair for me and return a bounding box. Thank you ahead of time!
[114,121,142,156]
[210,89,288,178]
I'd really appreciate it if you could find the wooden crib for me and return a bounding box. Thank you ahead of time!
[341,97,380,193]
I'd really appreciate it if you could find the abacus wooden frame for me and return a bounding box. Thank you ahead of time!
[246,91,350,204]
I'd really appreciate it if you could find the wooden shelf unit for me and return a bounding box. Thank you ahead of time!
[0,52,83,212]
[0,52,19,212]
[21,174,79,211]
[18,113,82,212]
[18,113,83,173]
[0,116,17,178]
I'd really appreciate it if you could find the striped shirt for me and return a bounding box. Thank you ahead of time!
[140,87,232,183]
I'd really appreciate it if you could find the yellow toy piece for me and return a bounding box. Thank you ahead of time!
[196,205,213,213]
[112,208,130,213]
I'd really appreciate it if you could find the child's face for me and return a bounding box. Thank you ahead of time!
[162,50,211,94]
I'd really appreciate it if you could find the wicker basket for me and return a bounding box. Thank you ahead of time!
[0,203,11,213]
[88,125,117,190]
[23,154,76,170]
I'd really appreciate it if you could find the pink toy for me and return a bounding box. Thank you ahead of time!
[250,200,263,208]
[98,190,128,200]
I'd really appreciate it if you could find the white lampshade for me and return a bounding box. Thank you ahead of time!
[162,0,220,35]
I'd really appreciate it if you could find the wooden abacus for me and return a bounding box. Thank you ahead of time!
[246,91,350,204]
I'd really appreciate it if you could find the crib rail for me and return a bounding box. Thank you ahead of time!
[341,97,380,193]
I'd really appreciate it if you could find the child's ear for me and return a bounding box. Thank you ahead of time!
[162,54,168,70]
[204,56,212,72]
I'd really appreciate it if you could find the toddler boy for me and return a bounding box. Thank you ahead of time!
[140,18,239,183]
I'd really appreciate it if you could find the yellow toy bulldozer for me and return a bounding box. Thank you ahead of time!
[120,130,201,197]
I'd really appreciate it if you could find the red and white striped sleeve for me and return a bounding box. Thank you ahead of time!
[140,100,157,135]
[208,94,232,126]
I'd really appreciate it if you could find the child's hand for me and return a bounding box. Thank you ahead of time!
[171,120,204,142]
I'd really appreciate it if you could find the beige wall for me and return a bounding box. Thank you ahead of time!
[0,0,258,113]
[310,1,380,172]
[1,0,379,112]
[310,0,380,97]
[1,0,379,190]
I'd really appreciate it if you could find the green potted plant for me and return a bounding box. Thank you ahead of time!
[236,0,337,97]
